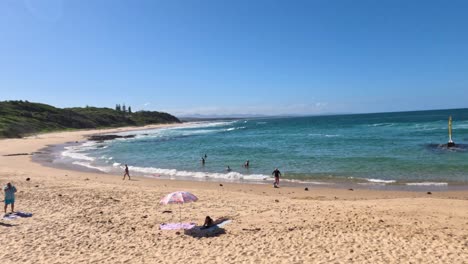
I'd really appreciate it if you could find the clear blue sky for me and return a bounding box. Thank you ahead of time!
[1,0,467,116]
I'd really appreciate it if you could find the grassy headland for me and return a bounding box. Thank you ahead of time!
[0,100,180,138]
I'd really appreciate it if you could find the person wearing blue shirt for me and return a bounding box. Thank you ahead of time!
[4,182,17,214]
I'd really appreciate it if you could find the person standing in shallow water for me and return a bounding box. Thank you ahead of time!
[272,168,281,188]
[4,182,17,214]
[201,157,206,166]
[123,164,130,180]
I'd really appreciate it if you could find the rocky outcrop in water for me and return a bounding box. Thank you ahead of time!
[87,134,135,141]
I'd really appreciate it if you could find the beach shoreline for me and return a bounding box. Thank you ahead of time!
[1,124,467,263]
[32,141,468,192]
[28,123,468,192]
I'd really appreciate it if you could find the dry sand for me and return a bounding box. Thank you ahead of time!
[0,125,467,263]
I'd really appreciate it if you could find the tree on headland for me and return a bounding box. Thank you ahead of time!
[128,106,132,114]
[115,104,121,112]
[122,104,126,113]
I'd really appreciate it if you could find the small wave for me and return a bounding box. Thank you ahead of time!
[368,123,395,127]
[61,146,95,161]
[225,126,246,132]
[284,179,332,185]
[113,121,236,138]
[406,182,448,186]
[112,162,121,167]
[308,134,341,138]
[128,165,269,181]
[182,121,237,129]
[72,161,111,172]
[366,178,396,184]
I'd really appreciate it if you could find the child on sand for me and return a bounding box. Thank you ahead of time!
[4,182,17,214]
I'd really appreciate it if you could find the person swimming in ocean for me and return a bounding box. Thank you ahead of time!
[226,166,232,172]
[201,157,206,165]
[244,160,250,168]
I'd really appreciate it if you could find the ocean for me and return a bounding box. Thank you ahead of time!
[51,108,468,188]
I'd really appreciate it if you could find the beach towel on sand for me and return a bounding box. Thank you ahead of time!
[159,222,196,230]
[184,220,232,237]
[2,211,33,221]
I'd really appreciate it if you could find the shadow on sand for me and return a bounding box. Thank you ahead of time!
[184,226,227,238]
[0,222,17,227]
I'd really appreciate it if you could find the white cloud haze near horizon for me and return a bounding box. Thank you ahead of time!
[159,102,330,117]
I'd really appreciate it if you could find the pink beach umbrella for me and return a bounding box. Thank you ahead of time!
[160,191,198,222]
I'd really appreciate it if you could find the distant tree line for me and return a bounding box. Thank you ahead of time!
[115,104,132,114]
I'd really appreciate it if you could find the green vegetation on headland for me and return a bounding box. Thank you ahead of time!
[0,100,181,138]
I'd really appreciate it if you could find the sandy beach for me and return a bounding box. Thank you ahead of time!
[0,125,467,264]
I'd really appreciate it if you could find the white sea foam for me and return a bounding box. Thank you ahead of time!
[368,123,395,127]
[285,179,332,185]
[61,146,96,161]
[72,161,111,172]
[113,121,236,139]
[225,126,246,132]
[128,165,270,181]
[366,179,396,184]
[308,133,341,138]
[406,182,448,186]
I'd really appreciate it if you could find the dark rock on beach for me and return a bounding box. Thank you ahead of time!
[3,153,30,156]
[87,134,136,141]
[426,143,468,152]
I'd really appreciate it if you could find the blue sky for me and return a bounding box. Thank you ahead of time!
[1,0,467,116]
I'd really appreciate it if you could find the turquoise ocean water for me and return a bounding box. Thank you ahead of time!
[60,109,468,186]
